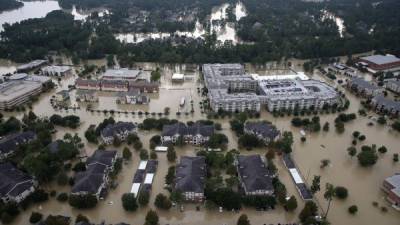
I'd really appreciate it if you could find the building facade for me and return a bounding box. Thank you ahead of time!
[161,122,214,145]
[202,64,338,112]
[100,122,137,145]
[382,174,400,210]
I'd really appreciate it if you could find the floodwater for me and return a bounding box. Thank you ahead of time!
[116,1,247,45]
[0,0,60,31]
[0,0,110,31]
[0,60,399,225]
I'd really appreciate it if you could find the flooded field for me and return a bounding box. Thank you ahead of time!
[0,61,399,225]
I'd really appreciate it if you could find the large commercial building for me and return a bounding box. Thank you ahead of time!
[359,54,400,74]
[0,74,51,110]
[202,64,339,112]
[382,174,400,210]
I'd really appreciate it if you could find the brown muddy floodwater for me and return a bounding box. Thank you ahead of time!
[0,61,399,225]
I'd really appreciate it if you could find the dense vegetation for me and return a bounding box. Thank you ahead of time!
[1,0,399,63]
[0,0,23,13]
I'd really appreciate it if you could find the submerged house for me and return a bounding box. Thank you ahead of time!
[71,150,117,199]
[0,131,36,160]
[236,155,274,196]
[244,121,280,144]
[100,122,136,145]
[0,163,37,203]
[175,156,206,202]
[161,122,214,145]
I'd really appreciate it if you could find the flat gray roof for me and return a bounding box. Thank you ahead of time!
[102,68,141,79]
[0,81,41,102]
[361,55,400,65]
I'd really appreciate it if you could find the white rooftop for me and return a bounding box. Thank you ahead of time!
[172,73,184,80]
[130,183,141,196]
[289,168,304,184]
[361,54,400,65]
[138,160,148,170]
[144,173,154,184]
[155,146,168,152]
[102,68,141,79]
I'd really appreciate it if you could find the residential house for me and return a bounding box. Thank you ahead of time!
[382,174,400,210]
[386,80,400,93]
[347,77,383,97]
[371,95,400,116]
[244,121,280,144]
[100,122,136,145]
[175,156,206,202]
[0,131,36,160]
[71,150,117,199]
[71,164,108,200]
[236,155,274,196]
[186,122,214,145]
[86,150,118,171]
[161,122,214,145]
[0,163,36,203]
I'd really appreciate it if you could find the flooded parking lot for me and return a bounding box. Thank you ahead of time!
[0,61,399,225]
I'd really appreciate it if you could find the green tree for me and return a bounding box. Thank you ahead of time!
[310,175,321,194]
[121,193,138,211]
[334,186,348,199]
[299,201,318,223]
[324,183,336,219]
[357,146,378,167]
[348,205,358,214]
[144,210,159,225]
[138,191,150,206]
[140,149,149,160]
[237,214,250,225]
[123,147,132,160]
[154,193,172,210]
[165,166,175,185]
[347,146,357,158]
[29,212,43,223]
[167,145,176,162]
[285,195,298,211]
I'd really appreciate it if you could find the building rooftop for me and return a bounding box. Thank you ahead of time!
[244,121,280,140]
[16,60,48,71]
[0,131,36,156]
[162,122,214,137]
[0,162,35,198]
[385,174,400,188]
[175,156,206,193]
[237,155,273,193]
[350,77,381,91]
[86,150,117,168]
[361,54,400,65]
[101,122,136,138]
[41,65,71,74]
[72,164,107,194]
[372,95,400,111]
[0,81,42,103]
[102,68,141,80]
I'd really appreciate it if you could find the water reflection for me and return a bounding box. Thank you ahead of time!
[116,1,247,45]
[0,0,60,31]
